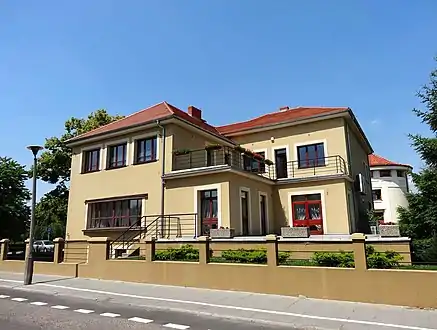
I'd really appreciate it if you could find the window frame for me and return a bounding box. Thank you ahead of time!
[372,189,382,201]
[87,198,143,229]
[107,143,127,169]
[397,170,405,178]
[379,169,392,177]
[135,136,158,164]
[291,193,324,234]
[82,148,101,173]
[297,142,326,169]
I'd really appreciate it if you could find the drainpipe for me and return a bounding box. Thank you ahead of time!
[156,120,166,238]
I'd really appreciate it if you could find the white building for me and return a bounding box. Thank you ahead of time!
[369,154,412,223]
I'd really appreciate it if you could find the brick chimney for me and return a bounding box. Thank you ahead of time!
[188,105,202,120]
[279,106,290,111]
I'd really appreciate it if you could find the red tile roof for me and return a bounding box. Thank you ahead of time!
[216,107,349,135]
[368,154,412,168]
[69,102,222,142]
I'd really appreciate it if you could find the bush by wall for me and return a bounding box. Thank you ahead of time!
[211,248,291,264]
[155,244,199,262]
[311,251,355,268]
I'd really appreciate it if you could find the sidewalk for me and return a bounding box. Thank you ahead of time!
[0,271,436,330]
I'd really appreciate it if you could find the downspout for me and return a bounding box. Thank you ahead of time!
[156,120,166,238]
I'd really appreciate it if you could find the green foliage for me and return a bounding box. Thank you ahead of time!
[397,57,437,263]
[155,244,199,261]
[33,109,123,238]
[365,245,402,269]
[220,249,267,264]
[0,157,30,241]
[311,251,355,268]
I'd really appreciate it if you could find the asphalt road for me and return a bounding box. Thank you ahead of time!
[0,287,294,330]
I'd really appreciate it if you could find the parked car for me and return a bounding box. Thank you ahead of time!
[33,240,54,253]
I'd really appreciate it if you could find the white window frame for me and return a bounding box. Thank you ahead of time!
[239,187,252,235]
[132,132,161,163]
[80,143,104,173]
[287,190,328,234]
[193,183,222,237]
[104,137,131,168]
[294,139,328,166]
[258,191,269,235]
[271,145,290,179]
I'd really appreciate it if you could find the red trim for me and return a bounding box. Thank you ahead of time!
[291,197,323,235]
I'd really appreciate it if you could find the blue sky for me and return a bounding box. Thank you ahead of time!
[1,0,436,198]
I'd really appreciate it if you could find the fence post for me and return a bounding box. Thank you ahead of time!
[197,236,210,264]
[351,233,367,270]
[53,238,64,264]
[0,239,9,261]
[87,237,109,264]
[266,234,278,267]
[145,237,156,263]
[24,238,31,257]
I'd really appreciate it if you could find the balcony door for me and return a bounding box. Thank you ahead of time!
[274,148,288,179]
[240,190,249,235]
[260,194,267,235]
[200,189,218,235]
[291,193,323,235]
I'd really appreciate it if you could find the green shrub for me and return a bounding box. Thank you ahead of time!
[311,251,355,268]
[155,244,199,261]
[365,245,402,269]
[220,248,267,264]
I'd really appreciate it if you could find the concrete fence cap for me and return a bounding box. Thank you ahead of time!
[351,233,366,240]
[53,237,65,243]
[197,236,210,242]
[0,238,10,243]
[265,234,278,241]
[88,237,110,243]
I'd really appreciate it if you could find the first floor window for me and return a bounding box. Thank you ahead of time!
[88,198,142,228]
[83,149,100,173]
[292,193,323,234]
[297,143,325,168]
[135,137,157,164]
[200,189,218,235]
[107,143,127,168]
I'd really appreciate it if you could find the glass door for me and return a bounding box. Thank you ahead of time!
[200,189,218,235]
[241,191,249,235]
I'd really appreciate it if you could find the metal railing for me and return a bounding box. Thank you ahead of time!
[109,213,197,258]
[173,146,275,179]
[173,148,348,181]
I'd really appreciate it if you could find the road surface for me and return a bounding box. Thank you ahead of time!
[0,287,293,330]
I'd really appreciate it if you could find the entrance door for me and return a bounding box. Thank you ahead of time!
[291,194,323,235]
[260,194,267,235]
[241,190,249,235]
[200,189,218,235]
[274,148,288,179]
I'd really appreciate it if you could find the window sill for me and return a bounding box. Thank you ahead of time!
[81,169,100,174]
[83,227,142,234]
[133,159,158,166]
[105,165,127,171]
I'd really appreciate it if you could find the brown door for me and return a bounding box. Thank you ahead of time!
[200,189,218,235]
[241,191,249,235]
[260,195,267,235]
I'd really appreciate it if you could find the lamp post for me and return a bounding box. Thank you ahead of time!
[24,145,43,285]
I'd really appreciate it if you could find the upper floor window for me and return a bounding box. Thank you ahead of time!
[87,198,142,229]
[135,137,157,164]
[372,189,382,201]
[371,170,374,178]
[274,148,288,179]
[83,149,100,173]
[397,170,405,177]
[107,143,127,169]
[380,170,391,177]
[297,143,325,168]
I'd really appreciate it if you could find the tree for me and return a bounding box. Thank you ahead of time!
[0,157,30,241]
[34,109,124,237]
[398,56,437,262]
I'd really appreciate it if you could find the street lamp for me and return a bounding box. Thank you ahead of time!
[24,145,43,285]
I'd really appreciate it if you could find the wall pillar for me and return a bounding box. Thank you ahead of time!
[197,236,210,264]
[266,234,278,267]
[53,238,65,264]
[352,233,367,270]
[87,237,109,264]
[145,237,156,263]
[0,239,9,261]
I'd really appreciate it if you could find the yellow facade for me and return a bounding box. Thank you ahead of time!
[66,109,372,240]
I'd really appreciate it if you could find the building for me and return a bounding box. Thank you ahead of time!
[369,154,412,223]
[65,102,373,244]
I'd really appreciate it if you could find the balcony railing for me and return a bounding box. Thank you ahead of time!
[172,147,348,181]
[172,146,275,180]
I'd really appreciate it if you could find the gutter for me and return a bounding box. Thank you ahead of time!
[156,120,166,238]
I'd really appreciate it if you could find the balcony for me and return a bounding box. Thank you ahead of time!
[171,146,349,182]
[172,146,275,180]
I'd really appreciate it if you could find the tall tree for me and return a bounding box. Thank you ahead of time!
[0,157,30,241]
[34,109,124,238]
[398,56,437,262]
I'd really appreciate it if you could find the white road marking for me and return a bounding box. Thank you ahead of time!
[128,317,154,324]
[163,323,190,330]
[74,309,94,314]
[0,295,10,298]
[100,312,120,318]
[51,305,69,310]
[30,301,48,306]
[11,298,28,302]
[0,278,435,330]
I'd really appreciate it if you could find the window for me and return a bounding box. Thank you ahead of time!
[251,151,265,173]
[379,170,392,177]
[372,189,382,201]
[135,137,157,164]
[200,190,218,235]
[88,198,142,228]
[107,143,127,169]
[291,193,323,234]
[297,143,325,168]
[83,149,100,173]
[370,170,374,178]
[274,148,288,179]
[397,170,405,177]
